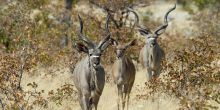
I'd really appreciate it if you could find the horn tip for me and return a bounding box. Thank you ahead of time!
[78,14,82,20]
[173,3,177,9]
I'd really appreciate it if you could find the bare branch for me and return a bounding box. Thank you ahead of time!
[0,97,4,110]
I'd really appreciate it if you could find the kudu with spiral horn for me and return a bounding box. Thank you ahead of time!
[72,14,111,110]
[128,4,176,81]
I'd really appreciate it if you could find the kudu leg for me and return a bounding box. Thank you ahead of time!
[117,92,120,110]
[122,93,126,110]
[93,95,100,110]
[126,81,134,110]
[78,94,84,109]
[146,68,153,81]
[115,85,120,110]
[126,93,130,110]
[154,68,161,79]
[117,85,123,110]
[82,94,90,110]
[122,85,127,110]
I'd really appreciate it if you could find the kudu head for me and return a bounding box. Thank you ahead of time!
[128,4,176,48]
[74,14,111,68]
[111,38,136,58]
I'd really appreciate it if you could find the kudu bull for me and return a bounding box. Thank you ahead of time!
[111,38,136,110]
[73,14,111,110]
[128,4,176,81]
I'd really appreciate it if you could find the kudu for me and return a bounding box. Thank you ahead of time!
[128,4,176,81]
[73,14,111,110]
[111,38,136,110]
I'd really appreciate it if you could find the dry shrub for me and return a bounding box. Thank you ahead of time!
[48,84,77,106]
[145,35,220,110]
[0,53,48,109]
[89,0,152,12]
[0,1,77,109]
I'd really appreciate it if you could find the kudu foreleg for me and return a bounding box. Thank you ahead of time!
[93,95,100,110]
[126,93,130,110]
[117,84,124,110]
[153,68,161,79]
[146,68,153,81]
[126,81,134,110]
[81,93,91,110]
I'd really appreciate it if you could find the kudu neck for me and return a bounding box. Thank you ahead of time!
[116,55,131,66]
[146,44,159,63]
[86,56,102,96]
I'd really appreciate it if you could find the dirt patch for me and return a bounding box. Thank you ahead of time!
[21,66,180,110]
[97,69,180,110]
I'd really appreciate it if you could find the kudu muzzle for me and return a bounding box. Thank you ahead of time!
[90,55,101,67]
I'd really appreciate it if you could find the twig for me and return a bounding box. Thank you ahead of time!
[18,47,29,90]
[0,97,4,110]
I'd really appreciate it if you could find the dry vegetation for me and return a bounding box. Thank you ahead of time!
[0,0,219,110]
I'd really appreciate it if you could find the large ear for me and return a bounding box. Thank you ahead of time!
[73,42,89,53]
[125,39,136,49]
[138,27,151,36]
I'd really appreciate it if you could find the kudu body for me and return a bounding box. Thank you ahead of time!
[128,4,176,81]
[73,14,111,110]
[111,39,136,110]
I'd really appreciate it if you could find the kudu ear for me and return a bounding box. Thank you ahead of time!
[138,28,151,36]
[125,39,136,49]
[73,42,89,53]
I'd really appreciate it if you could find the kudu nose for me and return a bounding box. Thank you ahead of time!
[116,50,124,58]
[95,59,100,65]
[92,57,100,67]
[117,54,122,58]
[150,41,156,47]
[152,42,156,45]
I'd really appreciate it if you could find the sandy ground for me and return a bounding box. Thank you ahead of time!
[97,69,180,110]
[21,66,180,110]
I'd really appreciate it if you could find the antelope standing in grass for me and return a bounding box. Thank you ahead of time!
[111,38,136,110]
[128,4,176,81]
[73,14,111,110]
